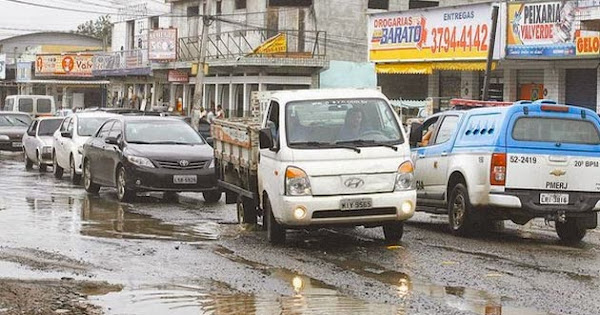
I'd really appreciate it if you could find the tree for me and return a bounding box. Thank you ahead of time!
[75,15,112,48]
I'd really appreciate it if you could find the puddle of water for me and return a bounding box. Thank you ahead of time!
[80,196,219,242]
[323,256,547,315]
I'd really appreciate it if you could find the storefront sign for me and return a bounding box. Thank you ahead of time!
[168,70,189,83]
[368,3,500,62]
[0,54,5,80]
[252,33,287,55]
[506,1,600,58]
[149,29,177,61]
[35,54,95,77]
[92,50,151,77]
[16,62,32,82]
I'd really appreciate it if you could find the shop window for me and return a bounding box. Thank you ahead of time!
[409,0,438,9]
[216,0,222,14]
[235,0,246,10]
[368,0,389,10]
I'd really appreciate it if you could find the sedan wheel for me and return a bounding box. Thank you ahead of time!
[83,160,100,194]
[70,157,82,185]
[37,152,47,173]
[24,152,33,170]
[116,167,135,202]
[53,153,63,179]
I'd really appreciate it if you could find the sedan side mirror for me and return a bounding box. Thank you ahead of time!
[105,136,120,145]
[259,128,274,150]
[61,131,72,138]
[409,123,423,147]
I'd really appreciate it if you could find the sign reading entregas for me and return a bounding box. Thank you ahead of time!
[368,3,499,63]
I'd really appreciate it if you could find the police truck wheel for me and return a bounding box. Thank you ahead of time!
[556,219,586,244]
[237,195,257,224]
[265,199,285,245]
[53,153,63,179]
[383,222,404,244]
[448,183,478,236]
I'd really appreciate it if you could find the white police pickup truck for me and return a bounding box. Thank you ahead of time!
[409,99,600,243]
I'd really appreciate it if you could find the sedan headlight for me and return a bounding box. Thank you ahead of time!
[0,135,9,141]
[127,155,155,168]
[285,166,312,196]
[395,161,415,191]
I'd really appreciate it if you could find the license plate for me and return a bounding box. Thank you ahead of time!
[340,198,372,210]
[12,142,22,148]
[540,193,569,205]
[173,175,197,184]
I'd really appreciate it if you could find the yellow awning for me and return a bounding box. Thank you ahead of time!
[376,61,496,75]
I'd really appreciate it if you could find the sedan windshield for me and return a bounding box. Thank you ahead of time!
[78,117,110,137]
[125,120,204,145]
[0,114,31,127]
[286,98,403,147]
[38,119,63,136]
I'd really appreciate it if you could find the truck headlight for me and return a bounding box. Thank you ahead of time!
[42,146,52,154]
[208,159,215,169]
[127,155,155,168]
[395,161,415,191]
[285,166,312,196]
[0,135,9,141]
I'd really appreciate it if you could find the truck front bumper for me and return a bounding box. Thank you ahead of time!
[277,190,416,227]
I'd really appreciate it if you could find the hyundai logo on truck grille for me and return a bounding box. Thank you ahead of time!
[344,178,364,188]
[179,160,190,167]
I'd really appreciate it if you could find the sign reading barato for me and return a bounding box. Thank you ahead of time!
[368,3,498,62]
[35,54,95,77]
[507,1,600,58]
[149,29,177,61]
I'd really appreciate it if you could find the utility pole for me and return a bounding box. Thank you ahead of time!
[482,5,499,101]
[192,0,211,123]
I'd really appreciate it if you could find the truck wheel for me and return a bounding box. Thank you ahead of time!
[53,153,63,179]
[448,183,478,236]
[237,195,257,224]
[383,222,404,244]
[265,199,286,245]
[203,191,222,203]
[556,219,586,244]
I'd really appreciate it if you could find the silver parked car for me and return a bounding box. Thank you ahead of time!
[23,117,63,172]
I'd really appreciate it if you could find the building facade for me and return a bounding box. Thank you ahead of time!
[0,32,107,109]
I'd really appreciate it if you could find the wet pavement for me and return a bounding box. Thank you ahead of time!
[0,152,599,314]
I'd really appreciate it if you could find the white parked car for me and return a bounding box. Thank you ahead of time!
[52,112,115,183]
[23,117,64,172]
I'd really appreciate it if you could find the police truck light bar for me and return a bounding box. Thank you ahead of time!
[450,99,513,108]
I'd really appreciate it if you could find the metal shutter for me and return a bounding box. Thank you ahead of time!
[566,69,597,111]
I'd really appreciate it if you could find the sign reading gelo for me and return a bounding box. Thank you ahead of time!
[576,31,600,56]
[368,3,499,62]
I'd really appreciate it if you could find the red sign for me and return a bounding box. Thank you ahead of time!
[35,54,95,77]
[168,70,189,83]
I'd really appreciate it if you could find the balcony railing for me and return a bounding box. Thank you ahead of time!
[93,49,151,76]
[178,29,327,62]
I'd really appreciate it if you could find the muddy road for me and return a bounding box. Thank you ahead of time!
[0,152,598,314]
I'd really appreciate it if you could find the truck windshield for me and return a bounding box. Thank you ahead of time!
[512,117,600,145]
[286,98,404,147]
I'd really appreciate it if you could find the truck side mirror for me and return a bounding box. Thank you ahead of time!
[259,128,274,150]
[61,131,72,138]
[409,123,423,147]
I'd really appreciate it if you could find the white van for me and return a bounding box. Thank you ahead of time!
[4,95,56,117]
